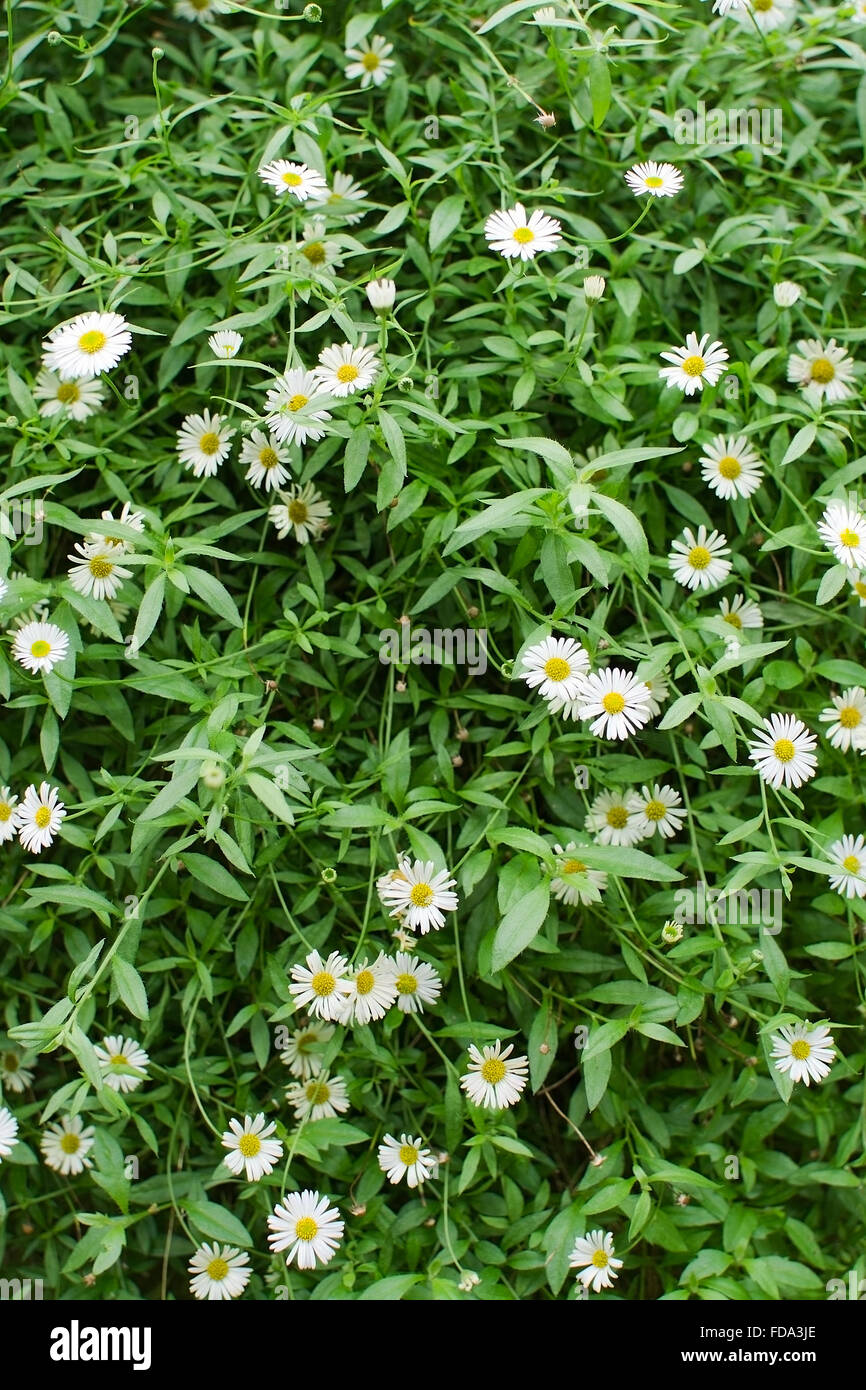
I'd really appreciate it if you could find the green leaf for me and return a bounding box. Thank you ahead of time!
[181,852,250,902]
[184,1199,253,1248]
[490,880,550,972]
[111,956,149,1020]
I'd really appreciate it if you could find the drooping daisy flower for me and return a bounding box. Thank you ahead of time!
[382,952,443,1014]
[827,834,866,899]
[787,338,856,403]
[366,278,396,313]
[548,842,607,906]
[483,203,562,261]
[269,483,332,544]
[279,1022,334,1079]
[736,0,795,32]
[176,409,235,478]
[770,1022,835,1086]
[569,1230,623,1293]
[520,635,590,703]
[207,329,243,359]
[624,161,684,198]
[585,789,644,847]
[175,0,231,21]
[241,428,292,491]
[773,281,802,308]
[188,1243,251,1301]
[849,573,866,607]
[41,311,132,381]
[817,502,866,569]
[668,525,732,591]
[583,275,606,302]
[41,1114,95,1175]
[313,341,380,397]
[221,1113,283,1181]
[699,435,764,500]
[308,170,369,224]
[0,1107,18,1161]
[378,1133,435,1188]
[575,668,654,740]
[659,332,729,394]
[748,714,818,790]
[263,368,333,447]
[460,1040,529,1110]
[819,686,866,752]
[0,1047,33,1093]
[344,34,395,87]
[34,369,105,421]
[628,783,686,840]
[268,1190,344,1270]
[11,621,70,674]
[289,949,354,1022]
[93,1035,150,1093]
[378,857,459,934]
[719,593,763,631]
[17,782,66,854]
[67,542,132,601]
[337,956,397,1026]
[257,159,328,202]
[286,1072,350,1122]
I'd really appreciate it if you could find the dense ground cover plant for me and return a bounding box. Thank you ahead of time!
[0,0,864,1302]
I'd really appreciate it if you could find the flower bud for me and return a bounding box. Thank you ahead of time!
[583,274,606,302]
[366,277,396,313]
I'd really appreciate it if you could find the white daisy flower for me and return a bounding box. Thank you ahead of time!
[699,435,764,500]
[748,714,818,790]
[257,159,328,202]
[207,329,243,359]
[17,782,66,854]
[661,920,684,944]
[263,368,333,447]
[378,856,459,934]
[548,842,607,906]
[1,1047,33,1093]
[308,170,369,224]
[0,1106,18,1161]
[289,949,354,1022]
[67,542,132,602]
[668,525,732,591]
[175,0,231,20]
[11,621,69,674]
[90,500,146,551]
[659,332,729,394]
[93,1035,150,1093]
[773,281,802,308]
[337,956,397,1026]
[585,789,644,847]
[41,1113,95,1175]
[269,483,332,545]
[569,1229,623,1293]
[221,1113,283,1181]
[279,1022,334,1079]
[286,1072,350,1121]
[378,1133,435,1188]
[817,502,866,569]
[241,428,292,491]
[382,952,443,1014]
[313,340,380,397]
[344,34,395,87]
[268,1190,344,1270]
[628,783,686,840]
[483,203,562,261]
[188,1243,250,1301]
[770,1022,835,1086]
[640,671,669,718]
[34,369,105,421]
[574,668,654,740]
[624,161,684,198]
[520,635,590,703]
[787,338,856,403]
[719,593,763,631]
[460,1039,529,1110]
[176,409,235,478]
[849,573,866,607]
[366,278,397,313]
[819,686,866,752]
[736,0,794,31]
[41,311,132,381]
[827,834,866,899]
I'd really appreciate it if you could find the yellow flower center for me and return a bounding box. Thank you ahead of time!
[838,706,861,728]
[396,972,417,994]
[56,382,80,403]
[591,1249,609,1268]
[88,556,114,579]
[840,528,860,548]
[296,1031,317,1053]
[718,455,741,479]
[259,447,279,469]
[78,330,107,354]
[109,1054,126,1065]
[238,1133,262,1157]
[0,804,10,823]
[602,692,625,714]
[282,171,303,186]
[512,227,535,244]
[361,51,380,70]
[311,970,335,997]
[206,1257,229,1280]
[199,431,220,455]
[645,799,667,821]
[336,363,359,383]
[398,1143,419,1165]
[288,500,309,524]
[644,176,663,188]
[480,1058,507,1084]
[855,581,866,599]
[562,859,586,875]
[688,545,711,570]
[295,1216,318,1241]
[544,656,570,682]
[409,882,434,907]
[356,969,375,995]
[3,1053,19,1070]
[60,1133,81,1154]
[681,355,706,377]
[773,737,795,763]
[305,1081,330,1106]
[842,854,860,873]
[30,639,51,658]
[303,242,327,265]
[35,807,52,828]
[286,393,308,412]
[723,611,742,629]
[809,357,835,383]
[790,1039,811,1060]
[606,806,628,829]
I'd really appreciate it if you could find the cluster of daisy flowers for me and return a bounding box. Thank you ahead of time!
[0,781,66,854]
[520,635,656,741]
